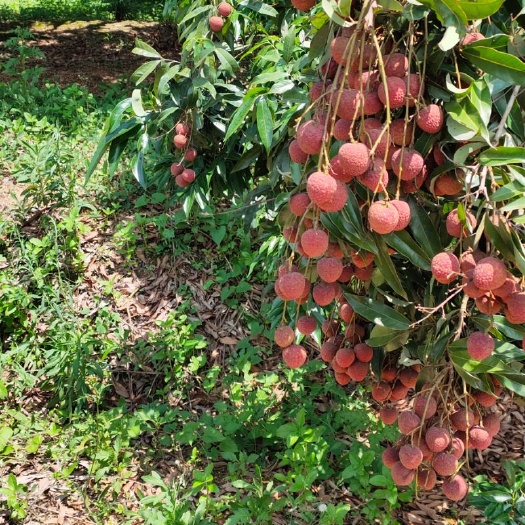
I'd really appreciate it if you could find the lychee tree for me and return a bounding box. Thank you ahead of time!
[90,0,525,504]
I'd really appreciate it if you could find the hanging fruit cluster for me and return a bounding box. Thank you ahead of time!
[273,0,525,502]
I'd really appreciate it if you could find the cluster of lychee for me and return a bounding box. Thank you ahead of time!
[209,2,233,33]
[431,248,525,329]
[379,378,502,501]
[171,121,198,188]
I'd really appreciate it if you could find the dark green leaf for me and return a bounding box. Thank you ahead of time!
[479,147,525,166]
[483,214,515,261]
[373,233,408,299]
[408,198,442,258]
[457,0,505,19]
[345,294,411,331]
[224,97,255,142]
[239,1,278,16]
[383,230,431,270]
[256,98,273,154]
[131,60,161,85]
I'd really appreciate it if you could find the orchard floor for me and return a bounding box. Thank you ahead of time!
[0,19,524,525]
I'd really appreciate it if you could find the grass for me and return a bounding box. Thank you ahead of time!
[0,28,408,525]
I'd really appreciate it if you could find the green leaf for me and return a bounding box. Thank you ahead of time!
[479,147,525,166]
[239,1,278,16]
[490,181,525,202]
[131,89,146,116]
[131,60,160,85]
[0,426,13,453]
[462,41,525,86]
[132,39,162,59]
[178,5,212,26]
[0,380,6,399]
[382,230,431,270]
[282,25,296,63]
[373,233,408,299]
[256,98,273,154]
[214,46,239,74]
[483,214,515,261]
[457,0,505,19]
[345,294,411,331]
[224,97,255,142]
[408,198,442,258]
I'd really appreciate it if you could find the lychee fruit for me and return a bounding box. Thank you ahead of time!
[357,158,389,193]
[282,344,307,368]
[473,257,507,291]
[354,343,373,362]
[416,468,437,490]
[399,367,418,388]
[319,181,347,212]
[170,162,184,176]
[431,252,460,284]
[289,139,309,164]
[209,16,225,32]
[338,142,371,177]
[372,381,391,402]
[368,200,400,235]
[333,119,352,141]
[174,134,188,149]
[413,395,438,420]
[399,444,423,469]
[389,380,409,401]
[313,282,336,306]
[338,302,354,322]
[317,257,344,283]
[362,91,384,115]
[416,104,444,134]
[181,169,196,183]
[184,147,198,161]
[289,193,311,217]
[335,347,356,368]
[296,120,324,155]
[482,413,501,437]
[379,407,398,425]
[351,249,375,269]
[301,229,329,258]
[504,292,525,323]
[432,453,458,476]
[334,89,362,121]
[404,73,422,107]
[347,360,369,382]
[296,315,317,335]
[450,407,475,432]
[330,36,350,65]
[434,173,463,195]
[274,326,295,348]
[277,272,307,301]
[391,148,424,180]
[461,32,484,46]
[320,340,338,362]
[442,475,468,501]
[473,390,498,408]
[384,53,409,77]
[391,461,415,486]
[450,436,465,459]
[217,1,233,17]
[425,426,450,452]
[307,172,337,206]
[390,119,414,146]
[391,200,411,230]
[377,77,407,109]
[175,175,190,188]
[467,331,495,360]
[382,446,400,468]
[468,425,491,450]
[175,122,190,135]
[446,208,477,238]
[398,411,421,435]
[476,293,504,315]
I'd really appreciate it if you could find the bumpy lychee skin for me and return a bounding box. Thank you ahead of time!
[416,468,437,490]
[399,367,418,388]
[362,91,384,115]
[450,408,475,432]
[291,0,316,9]
[435,173,463,195]
[414,395,438,420]
[181,169,196,183]
[354,343,373,362]
[282,344,307,368]
[431,252,460,284]
[377,77,407,109]
[320,181,347,212]
[399,444,423,470]
[390,119,414,146]
[317,257,344,283]
[347,360,369,382]
[425,426,450,453]
[358,158,389,193]
[333,119,351,141]
[379,407,398,425]
[483,413,501,437]
[446,209,477,238]
[301,229,329,258]
[174,134,188,149]
[368,201,399,235]
[391,461,415,486]
[184,147,198,161]
[450,436,465,459]
[389,380,409,402]
[307,172,337,206]
[289,139,309,164]
[277,272,307,301]
[391,148,424,180]
[372,381,391,402]
[382,446,400,468]
[505,292,525,323]
[209,16,224,32]
[274,326,295,348]
[330,36,350,64]
[338,142,370,177]
[467,331,495,360]
[474,389,498,407]
[468,426,492,450]
[391,200,411,231]
[416,104,444,134]
[335,347,356,368]
[442,475,468,501]
[175,175,190,188]
[338,302,354,322]
[175,122,190,135]
[473,257,507,291]
[171,162,184,176]
[335,89,362,121]
[296,316,317,335]
[217,2,233,17]
[398,411,421,435]
[404,73,422,107]
[432,453,458,476]
[383,53,408,78]
[296,120,324,155]
[313,282,336,306]
[289,193,311,217]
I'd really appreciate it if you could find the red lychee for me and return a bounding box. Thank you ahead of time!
[174,134,188,149]
[335,347,356,368]
[313,282,336,306]
[347,360,369,381]
[391,461,415,486]
[181,169,196,183]
[354,343,373,362]
[398,411,421,435]
[416,104,444,134]
[399,444,423,470]
[218,1,233,17]
[442,475,468,501]
[432,453,458,476]
[296,120,324,155]
[175,122,190,135]
[377,77,407,109]
[170,162,184,176]
[446,208,477,238]
[337,142,371,177]
[473,257,507,291]
[277,272,307,301]
[184,147,197,161]
[467,331,495,360]
[390,119,414,146]
[431,252,460,284]
[425,426,450,453]
[468,425,491,450]
[289,139,309,164]
[334,89,362,121]
[391,200,411,231]
[372,381,391,402]
[404,73,422,107]
[382,446,400,468]
[209,16,225,32]
[482,413,501,437]
[301,229,329,258]
[416,468,437,490]
[317,257,344,283]
[296,315,317,335]
[450,407,475,431]
[330,36,350,65]
[333,119,351,141]
[274,326,295,348]
[391,148,424,180]
[505,292,525,323]
[379,407,398,425]
[357,158,389,193]
[368,200,400,235]
[413,395,438,420]
[282,344,307,368]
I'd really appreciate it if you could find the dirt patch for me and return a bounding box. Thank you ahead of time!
[0,19,178,93]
